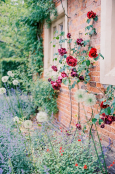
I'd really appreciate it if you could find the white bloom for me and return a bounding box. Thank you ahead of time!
[7,71,14,77]
[23,120,32,129]
[84,93,96,106]
[13,116,19,123]
[2,76,9,83]
[0,87,6,94]
[36,111,48,122]
[13,79,19,85]
[10,73,14,77]
[74,89,86,102]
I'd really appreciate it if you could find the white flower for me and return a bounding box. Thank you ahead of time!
[13,116,19,123]
[2,76,9,83]
[13,79,19,85]
[23,120,32,129]
[74,89,86,102]
[84,93,96,106]
[7,71,14,77]
[0,87,6,94]
[36,111,48,122]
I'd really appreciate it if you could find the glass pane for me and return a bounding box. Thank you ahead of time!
[59,23,63,48]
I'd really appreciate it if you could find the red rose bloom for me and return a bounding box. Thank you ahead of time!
[58,48,67,56]
[84,165,87,169]
[51,81,61,90]
[101,114,113,125]
[61,72,68,78]
[89,48,98,58]
[100,100,109,109]
[66,56,77,67]
[87,11,96,19]
[76,38,84,46]
[51,65,58,72]
[67,33,71,38]
[56,76,62,84]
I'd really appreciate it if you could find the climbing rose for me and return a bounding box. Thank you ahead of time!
[76,123,81,130]
[51,65,58,72]
[61,71,68,78]
[66,56,77,67]
[87,11,96,19]
[84,165,87,169]
[56,76,62,84]
[76,38,83,46]
[79,75,84,81]
[89,48,98,58]
[58,48,67,56]
[101,113,113,125]
[51,81,61,90]
[100,100,109,109]
[67,33,71,38]
[71,68,79,77]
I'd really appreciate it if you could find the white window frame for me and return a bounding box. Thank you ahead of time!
[100,0,115,85]
[44,0,67,78]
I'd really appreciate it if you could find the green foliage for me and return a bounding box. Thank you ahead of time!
[31,79,59,115]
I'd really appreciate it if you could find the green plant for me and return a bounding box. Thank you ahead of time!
[31,79,59,115]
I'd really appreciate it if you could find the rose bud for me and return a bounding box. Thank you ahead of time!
[100,124,105,128]
[67,33,71,38]
[79,75,84,81]
[48,78,52,82]
[76,123,81,130]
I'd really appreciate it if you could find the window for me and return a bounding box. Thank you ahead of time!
[44,0,67,77]
[100,0,115,85]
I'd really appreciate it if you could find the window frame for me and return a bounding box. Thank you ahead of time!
[44,0,67,78]
[100,0,115,85]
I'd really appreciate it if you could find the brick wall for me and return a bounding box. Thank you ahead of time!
[44,0,115,146]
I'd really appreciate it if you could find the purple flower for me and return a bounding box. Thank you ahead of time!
[48,78,52,82]
[71,68,79,77]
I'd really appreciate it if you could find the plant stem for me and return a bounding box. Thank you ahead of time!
[95,124,108,174]
[69,88,72,128]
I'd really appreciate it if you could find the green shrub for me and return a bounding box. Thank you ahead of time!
[31,79,59,115]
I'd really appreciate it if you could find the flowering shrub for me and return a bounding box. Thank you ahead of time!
[47,10,115,173]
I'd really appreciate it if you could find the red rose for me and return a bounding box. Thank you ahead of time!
[76,38,83,46]
[89,48,98,58]
[101,114,113,125]
[79,75,84,81]
[67,33,71,38]
[100,100,109,109]
[56,76,62,84]
[61,71,68,78]
[51,81,61,90]
[87,11,96,19]
[51,65,58,72]
[66,56,77,67]
[58,48,67,56]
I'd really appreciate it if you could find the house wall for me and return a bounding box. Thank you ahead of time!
[43,0,115,146]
